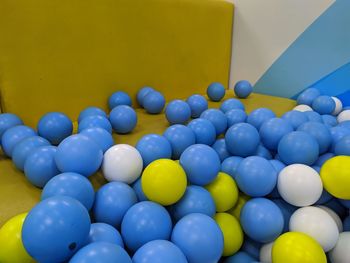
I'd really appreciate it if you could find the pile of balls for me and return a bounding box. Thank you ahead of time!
[0,80,350,263]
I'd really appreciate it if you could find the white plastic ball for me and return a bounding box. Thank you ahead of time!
[102,144,143,184]
[289,206,339,252]
[277,164,322,207]
[293,104,313,112]
[337,110,350,123]
[329,232,350,263]
[332,97,343,116]
[318,205,343,232]
[260,241,273,263]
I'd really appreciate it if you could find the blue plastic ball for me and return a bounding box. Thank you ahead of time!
[225,123,260,157]
[268,159,286,198]
[259,118,293,151]
[55,134,103,177]
[22,196,91,263]
[78,106,107,123]
[278,131,319,165]
[121,201,172,252]
[186,94,208,118]
[24,146,60,188]
[1,125,36,157]
[132,177,148,201]
[137,87,155,107]
[78,115,112,133]
[315,152,334,166]
[241,237,261,259]
[143,91,166,114]
[222,251,257,263]
[220,98,245,113]
[179,144,221,185]
[12,136,50,171]
[93,182,138,228]
[37,112,73,145]
[322,114,338,127]
[296,88,320,106]
[0,113,23,144]
[254,144,273,159]
[109,105,137,134]
[200,109,228,135]
[169,185,216,222]
[343,216,350,231]
[312,95,336,114]
[339,199,350,209]
[108,91,132,110]
[334,135,350,155]
[87,223,124,247]
[165,100,191,125]
[240,198,284,243]
[330,126,350,152]
[212,138,230,161]
[80,127,114,153]
[304,111,322,123]
[136,134,172,167]
[324,199,348,219]
[221,156,243,179]
[70,242,131,263]
[272,199,297,233]
[163,124,196,159]
[133,240,187,263]
[225,109,247,127]
[247,108,276,129]
[282,110,308,129]
[315,189,333,205]
[338,120,350,129]
[207,82,225,102]
[41,172,95,210]
[171,213,223,263]
[234,80,253,99]
[187,118,216,145]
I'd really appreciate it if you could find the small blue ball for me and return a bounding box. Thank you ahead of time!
[296,88,320,106]
[329,126,350,152]
[78,115,112,133]
[272,199,297,233]
[322,114,338,127]
[222,251,257,263]
[315,152,334,166]
[334,134,350,155]
[260,118,293,151]
[241,237,262,259]
[109,105,137,134]
[207,82,225,102]
[221,156,243,179]
[315,189,333,205]
[186,94,208,118]
[212,138,230,161]
[225,109,247,127]
[137,87,155,107]
[254,144,273,160]
[1,125,36,157]
[200,109,228,135]
[282,110,308,129]
[0,113,23,144]
[304,111,322,123]
[87,223,124,248]
[132,177,148,202]
[234,80,253,99]
[78,107,107,123]
[143,91,166,114]
[220,98,245,113]
[108,91,132,110]
[187,118,216,145]
[80,127,114,153]
[165,100,191,125]
[312,95,336,115]
[247,108,276,129]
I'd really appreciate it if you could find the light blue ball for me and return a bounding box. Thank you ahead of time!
[312,95,336,115]
[200,109,228,135]
[207,82,225,102]
[329,126,350,152]
[186,94,208,118]
[234,80,253,99]
[179,144,221,185]
[137,87,155,107]
[87,223,124,248]
[259,118,293,151]
[220,98,245,113]
[1,125,36,157]
[272,199,297,233]
[55,134,103,177]
[322,114,338,127]
[132,177,148,202]
[143,91,166,114]
[282,110,308,129]
[221,156,243,179]
[225,109,247,127]
[278,131,319,165]
[165,100,191,125]
[169,185,216,221]
[109,105,137,134]
[80,127,114,153]
[247,108,276,129]
[78,107,107,123]
[93,182,138,228]
[133,240,187,263]
[305,111,322,123]
[296,88,320,106]
[225,123,260,157]
[78,115,112,133]
[163,124,196,159]
[108,91,132,110]
[12,136,50,171]
[212,138,230,161]
[121,201,172,252]
[70,242,131,263]
[240,198,284,243]
[41,172,95,210]
[187,118,216,145]
[222,251,257,263]
[136,134,172,167]
[24,146,60,188]
[171,213,223,263]
[0,113,23,144]
[334,134,350,155]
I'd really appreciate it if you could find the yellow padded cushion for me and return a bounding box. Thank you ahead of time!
[0,0,234,127]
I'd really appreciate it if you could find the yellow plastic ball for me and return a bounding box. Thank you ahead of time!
[205,172,238,212]
[272,232,327,263]
[142,159,187,205]
[214,212,243,256]
[320,156,350,199]
[0,213,34,263]
[227,193,250,219]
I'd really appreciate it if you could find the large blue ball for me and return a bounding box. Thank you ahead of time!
[136,134,172,167]
[37,112,73,145]
[55,134,103,177]
[330,126,350,152]
[93,182,137,228]
[109,105,137,134]
[334,134,350,155]
[187,118,216,145]
[179,144,221,185]
[87,223,124,248]
[312,95,336,115]
[207,82,225,102]
[186,94,208,118]
[163,124,196,159]
[200,109,228,135]
[132,177,148,202]
[137,87,155,107]
[225,123,260,157]
[143,91,166,114]
[220,98,245,113]
[133,240,187,263]
[22,196,91,263]
[277,131,319,165]
[234,80,253,99]
[108,91,132,110]
[322,114,338,127]
[41,172,95,210]
[296,88,320,106]
[212,138,231,161]
[165,100,191,125]
[225,109,247,127]
[78,115,112,133]
[1,125,36,157]
[169,185,216,222]
[259,118,293,151]
[304,111,322,123]
[80,127,114,153]
[247,108,276,129]
[222,251,257,263]
[24,146,60,188]
[78,106,107,123]
[121,201,172,252]
[221,156,243,179]
[240,198,284,243]
[282,110,308,129]
[171,213,223,263]
[0,113,23,144]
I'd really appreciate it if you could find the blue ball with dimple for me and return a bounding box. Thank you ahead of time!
[234,80,253,99]
[109,105,137,134]
[312,95,336,115]
[297,88,320,106]
[207,82,225,102]
[200,109,228,135]
[322,114,338,127]
[87,223,124,248]
[78,115,112,133]
[282,110,308,129]
[305,111,322,123]
[136,134,172,167]
[132,177,148,202]
[108,91,132,110]
[334,135,350,155]
[1,125,36,157]
[163,124,196,159]
[221,156,243,179]
[260,118,293,151]
[165,100,191,125]
[330,126,350,152]
[0,113,23,144]
[78,107,107,123]
[222,251,257,263]
[187,118,216,146]
[220,98,245,113]
[225,109,247,127]
[186,94,208,118]
[137,87,155,107]
[80,127,114,153]
[247,108,276,129]
[212,138,230,161]
[143,91,166,114]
